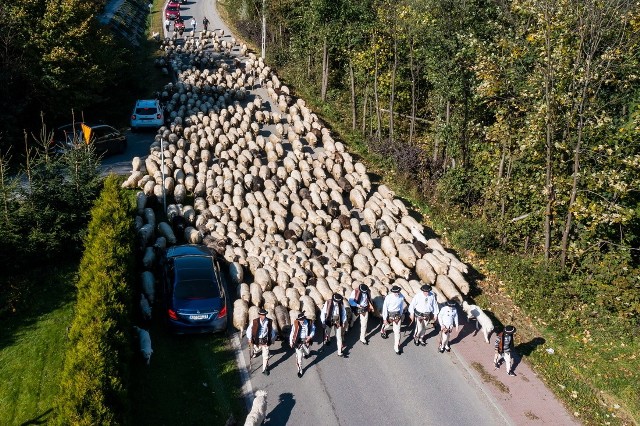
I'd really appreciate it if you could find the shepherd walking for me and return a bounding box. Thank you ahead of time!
[381,286,406,355]
[246,309,277,376]
[409,284,439,346]
[320,293,348,357]
[289,313,316,378]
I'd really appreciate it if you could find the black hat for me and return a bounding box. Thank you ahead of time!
[258,308,268,316]
[390,285,401,293]
[420,284,432,292]
[504,325,516,334]
[333,293,343,302]
[359,284,370,293]
[446,299,456,307]
[296,313,307,321]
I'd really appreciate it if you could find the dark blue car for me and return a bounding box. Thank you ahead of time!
[162,245,227,334]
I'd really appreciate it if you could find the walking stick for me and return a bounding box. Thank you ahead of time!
[248,341,253,371]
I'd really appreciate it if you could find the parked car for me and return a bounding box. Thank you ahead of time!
[165,1,180,20]
[50,123,127,156]
[161,245,228,334]
[130,99,164,131]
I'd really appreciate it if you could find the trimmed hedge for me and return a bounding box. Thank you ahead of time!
[56,175,135,425]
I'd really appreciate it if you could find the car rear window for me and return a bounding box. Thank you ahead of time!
[167,5,179,11]
[136,107,158,115]
[173,257,221,299]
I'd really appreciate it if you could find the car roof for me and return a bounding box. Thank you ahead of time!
[167,244,215,258]
[135,99,160,107]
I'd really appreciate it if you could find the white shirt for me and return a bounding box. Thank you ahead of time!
[246,317,276,342]
[437,306,459,328]
[289,320,316,346]
[409,291,439,316]
[348,289,369,308]
[320,300,347,325]
[382,293,405,321]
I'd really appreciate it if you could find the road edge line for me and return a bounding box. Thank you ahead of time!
[230,331,254,413]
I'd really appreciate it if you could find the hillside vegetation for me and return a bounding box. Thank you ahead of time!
[221,0,640,423]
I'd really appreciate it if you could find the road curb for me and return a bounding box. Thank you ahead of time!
[230,332,254,412]
[451,346,515,426]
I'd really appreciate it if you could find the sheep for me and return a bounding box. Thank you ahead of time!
[140,294,152,321]
[229,261,244,285]
[233,299,249,336]
[141,271,156,304]
[239,283,251,302]
[250,282,263,307]
[462,300,494,343]
[142,246,156,269]
[133,326,153,365]
[415,258,436,284]
[448,264,470,295]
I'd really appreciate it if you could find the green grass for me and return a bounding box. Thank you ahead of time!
[129,326,244,424]
[0,265,77,425]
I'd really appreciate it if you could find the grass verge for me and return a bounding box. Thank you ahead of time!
[128,325,244,424]
[0,265,76,425]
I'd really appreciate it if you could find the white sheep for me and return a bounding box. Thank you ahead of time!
[133,326,153,365]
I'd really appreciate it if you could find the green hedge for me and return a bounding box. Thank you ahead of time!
[56,175,135,425]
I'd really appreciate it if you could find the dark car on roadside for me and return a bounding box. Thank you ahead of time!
[161,245,228,334]
[50,123,127,156]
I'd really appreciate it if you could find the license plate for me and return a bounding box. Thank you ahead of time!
[189,314,208,320]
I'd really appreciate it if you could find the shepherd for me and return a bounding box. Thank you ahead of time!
[246,309,277,376]
[320,293,348,357]
[408,284,439,346]
[289,313,316,378]
[381,285,406,355]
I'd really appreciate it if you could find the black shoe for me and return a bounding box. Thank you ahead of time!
[508,371,516,377]
[421,337,427,346]
[381,332,388,339]
[445,346,451,352]
[251,352,259,359]
[262,369,270,376]
[494,362,500,369]
[395,349,401,355]
[297,370,303,378]
[303,354,309,359]
[439,346,445,353]
[414,339,420,346]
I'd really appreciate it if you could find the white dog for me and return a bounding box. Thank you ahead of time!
[134,326,153,365]
[462,301,494,343]
[244,390,267,426]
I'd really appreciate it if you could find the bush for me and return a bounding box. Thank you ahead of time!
[449,218,499,256]
[436,167,482,210]
[56,175,135,425]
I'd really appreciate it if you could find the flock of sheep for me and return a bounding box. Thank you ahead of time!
[125,29,495,370]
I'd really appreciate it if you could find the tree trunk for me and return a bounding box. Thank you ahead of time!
[389,34,397,143]
[409,39,416,145]
[349,59,356,130]
[361,84,369,134]
[373,49,382,140]
[321,37,328,102]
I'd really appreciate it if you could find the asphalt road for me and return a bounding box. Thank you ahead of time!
[107,2,511,424]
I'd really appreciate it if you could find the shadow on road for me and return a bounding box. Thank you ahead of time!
[264,392,295,425]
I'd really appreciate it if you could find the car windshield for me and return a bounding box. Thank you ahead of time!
[173,256,221,300]
[136,107,157,115]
